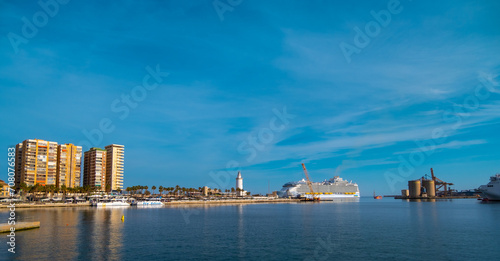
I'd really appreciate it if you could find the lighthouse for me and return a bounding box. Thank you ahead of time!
[236,171,244,196]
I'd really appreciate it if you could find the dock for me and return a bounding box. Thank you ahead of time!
[394,196,480,200]
[0,203,91,208]
[0,222,40,233]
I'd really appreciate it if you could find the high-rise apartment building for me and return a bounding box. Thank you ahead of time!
[105,144,124,192]
[14,139,83,189]
[82,148,107,191]
[56,144,82,188]
[15,139,58,187]
[14,143,23,187]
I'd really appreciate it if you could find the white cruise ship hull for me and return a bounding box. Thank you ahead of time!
[304,193,360,200]
[479,174,500,200]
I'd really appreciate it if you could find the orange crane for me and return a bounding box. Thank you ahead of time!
[301,163,320,201]
[431,168,454,196]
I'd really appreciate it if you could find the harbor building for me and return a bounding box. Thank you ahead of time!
[83,147,107,191]
[0,180,10,198]
[56,144,82,188]
[14,139,59,187]
[105,144,124,192]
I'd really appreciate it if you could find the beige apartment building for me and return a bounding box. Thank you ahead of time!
[15,139,59,187]
[82,148,107,191]
[14,139,124,192]
[14,139,83,189]
[105,144,124,192]
[56,144,82,188]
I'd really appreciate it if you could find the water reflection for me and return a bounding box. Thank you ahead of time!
[4,199,494,260]
[237,205,245,259]
[6,207,124,260]
[77,208,124,260]
[13,208,83,260]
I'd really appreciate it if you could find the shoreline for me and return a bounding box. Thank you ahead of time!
[0,199,300,209]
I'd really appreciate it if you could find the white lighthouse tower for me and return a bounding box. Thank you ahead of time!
[236,171,244,196]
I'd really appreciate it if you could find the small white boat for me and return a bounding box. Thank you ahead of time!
[137,200,163,206]
[91,197,130,207]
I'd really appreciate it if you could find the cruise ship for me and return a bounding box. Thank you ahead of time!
[478,174,500,200]
[277,176,360,200]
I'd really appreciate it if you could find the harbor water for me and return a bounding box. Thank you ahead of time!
[1,198,499,260]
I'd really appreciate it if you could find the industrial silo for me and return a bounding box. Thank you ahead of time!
[422,179,436,197]
[401,189,409,197]
[408,180,421,198]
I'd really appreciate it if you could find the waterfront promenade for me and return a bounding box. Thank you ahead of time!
[0,198,299,209]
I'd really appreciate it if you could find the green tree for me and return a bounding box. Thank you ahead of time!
[61,185,67,200]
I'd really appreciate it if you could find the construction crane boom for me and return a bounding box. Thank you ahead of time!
[301,163,316,200]
[430,168,454,196]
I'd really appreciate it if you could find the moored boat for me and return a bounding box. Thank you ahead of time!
[90,197,130,207]
[137,200,163,206]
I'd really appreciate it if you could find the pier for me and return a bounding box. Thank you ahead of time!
[0,221,40,233]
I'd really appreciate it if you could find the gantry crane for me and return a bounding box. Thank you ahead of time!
[301,163,319,201]
[431,168,454,196]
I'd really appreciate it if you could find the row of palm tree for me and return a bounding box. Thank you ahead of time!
[18,183,105,195]
[14,183,246,200]
[125,185,243,197]
[16,183,113,201]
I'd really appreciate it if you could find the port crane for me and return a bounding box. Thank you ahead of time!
[301,163,319,201]
[431,168,454,196]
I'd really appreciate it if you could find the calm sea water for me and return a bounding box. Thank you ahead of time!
[1,198,499,261]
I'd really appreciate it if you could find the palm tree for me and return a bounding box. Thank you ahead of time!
[40,185,47,199]
[174,185,180,197]
[152,186,156,195]
[46,185,55,199]
[19,183,28,199]
[159,186,163,197]
[61,185,67,201]
[33,184,41,201]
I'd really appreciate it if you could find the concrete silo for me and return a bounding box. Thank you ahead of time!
[422,179,436,197]
[408,180,421,198]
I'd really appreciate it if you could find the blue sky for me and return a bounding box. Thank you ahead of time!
[1,0,499,195]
